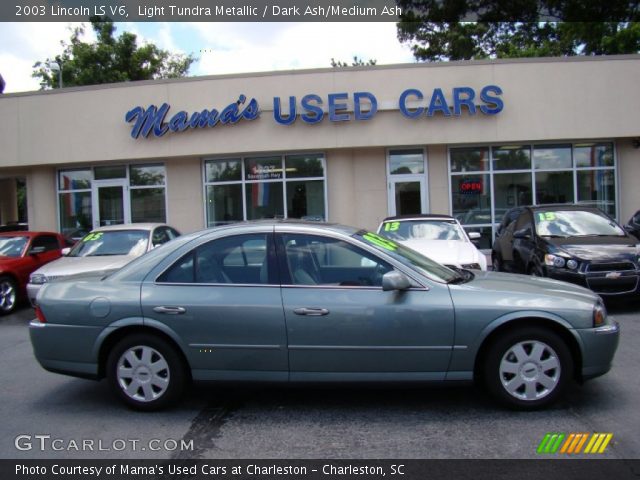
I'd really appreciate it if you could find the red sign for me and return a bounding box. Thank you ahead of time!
[460,179,483,194]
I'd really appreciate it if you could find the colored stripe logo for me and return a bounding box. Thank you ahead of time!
[537,433,613,454]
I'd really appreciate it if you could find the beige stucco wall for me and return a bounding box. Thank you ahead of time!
[26,167,57,231]
[326,148,387,231]
[165,157,204,233]
[427,145,450,215]
[2,56,640,168]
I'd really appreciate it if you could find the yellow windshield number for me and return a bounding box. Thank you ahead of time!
[537,212,556,222]
[363,232,398,251]
[82,232,103,242]
[384,222,401,232]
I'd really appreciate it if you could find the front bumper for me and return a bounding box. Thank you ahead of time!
[547,267,640,297]
[575,321,620,381]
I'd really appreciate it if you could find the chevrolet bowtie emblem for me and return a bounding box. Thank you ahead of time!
[605,271,622,279]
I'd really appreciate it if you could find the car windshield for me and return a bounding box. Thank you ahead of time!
[0,236,28,258]
[355,231,462,284]
[380,219,465,241]
[67,230,149,257]
[535,210,625,237]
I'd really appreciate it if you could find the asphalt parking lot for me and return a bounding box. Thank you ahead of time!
[0,299,638,460]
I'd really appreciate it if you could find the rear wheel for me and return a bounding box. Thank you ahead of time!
[0,276,17,315]
[106,334,187,411]
[483,327,573,410]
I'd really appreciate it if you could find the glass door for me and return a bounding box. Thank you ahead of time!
[92,179,130,228]
[387,149,428,216]
[389,179,427,216]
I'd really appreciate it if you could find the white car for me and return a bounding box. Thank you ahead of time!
[377,215,487,270]
[27,223,180,305]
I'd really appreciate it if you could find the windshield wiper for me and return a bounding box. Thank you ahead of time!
[447,267,474,284]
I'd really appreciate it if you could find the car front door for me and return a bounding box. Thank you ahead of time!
[140,232,288,381]
[277,231,455,381]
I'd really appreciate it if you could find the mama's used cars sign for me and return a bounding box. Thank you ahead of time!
[125,86,503,139]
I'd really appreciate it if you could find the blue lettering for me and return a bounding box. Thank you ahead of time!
[452,87,476,116]
[328,92,350,122]
[301,94,324,124]
[207,110,220,127]
[168,111,189,132]
[354,92,377,120]
[125,103,170,138]
[427,88,451,117]
[243,98,260,120]
[273,96,297,125]
[479,85,503,115]
[399,89,424,118]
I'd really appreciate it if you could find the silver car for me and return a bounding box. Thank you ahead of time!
[30,221,619,411]
[27,223,180,305]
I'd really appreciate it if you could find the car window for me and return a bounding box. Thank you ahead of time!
[535,210,626,237]
[281,233,392,287]
[514,211,532,232]
[380,220,464,241]
[0,236,28,258]
[158,234,271,285]
[31,235,61,252]
[68,230,149,257]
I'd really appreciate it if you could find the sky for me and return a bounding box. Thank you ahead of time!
[0,22,416,93]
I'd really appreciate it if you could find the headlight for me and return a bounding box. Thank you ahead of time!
[544,254,566,268]
[593,301,607,327]
[566,259,579,270]
[29,273,48,285]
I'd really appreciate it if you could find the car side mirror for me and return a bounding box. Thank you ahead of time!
[382,270,411,291]
[61,247,71,256]
[513,228,532,240]
[29,246,46,255]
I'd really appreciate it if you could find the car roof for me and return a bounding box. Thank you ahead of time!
[0,231,61,238]
[525,205,605,213]
[91,223,170,232]
[381,214,456,222]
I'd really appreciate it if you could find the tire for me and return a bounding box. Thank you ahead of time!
[483,327,573,410]
[106,334,187,411]
[0,276,18,316]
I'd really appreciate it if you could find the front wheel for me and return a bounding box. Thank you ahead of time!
[0,276,17,315]
[106,334,187,411]
[483,327,573,410]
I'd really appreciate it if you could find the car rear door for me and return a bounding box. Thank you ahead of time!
[276,230,455,381]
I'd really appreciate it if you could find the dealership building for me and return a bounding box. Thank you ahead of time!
[0,54,639,248]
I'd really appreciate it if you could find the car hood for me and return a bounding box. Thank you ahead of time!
[545,237,639,262]
[456,270,597,304]
[32,255,136,278]
[400,239,480,265]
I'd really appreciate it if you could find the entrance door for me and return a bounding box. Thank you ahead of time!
[92,180,130,228]
[389,178,427,216]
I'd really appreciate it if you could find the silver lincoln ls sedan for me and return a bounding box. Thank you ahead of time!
[29,221,619,411]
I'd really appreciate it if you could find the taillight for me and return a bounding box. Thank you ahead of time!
[34,305,46,324]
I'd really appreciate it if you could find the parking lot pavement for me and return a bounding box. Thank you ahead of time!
[0,300,638,460]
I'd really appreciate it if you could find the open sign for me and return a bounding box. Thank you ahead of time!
[460,179,483,194]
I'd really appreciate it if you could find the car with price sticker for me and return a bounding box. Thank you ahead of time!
[30,220,618,411]
[27,223,180,305]
[377,215,487,271]
[491,205,640,297]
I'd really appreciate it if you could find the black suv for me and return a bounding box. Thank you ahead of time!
[491,205,640,297]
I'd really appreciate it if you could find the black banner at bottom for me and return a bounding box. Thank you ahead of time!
[4,459,640,480]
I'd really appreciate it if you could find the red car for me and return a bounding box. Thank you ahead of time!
[0,232,69,315]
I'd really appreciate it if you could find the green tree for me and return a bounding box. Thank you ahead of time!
[331,56,378,67]
[396,1,640,61]
[33,16,195,89]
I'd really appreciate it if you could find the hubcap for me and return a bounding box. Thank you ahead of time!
[0,280,16,313]
[116,346,170,402]
[499,340,561,401]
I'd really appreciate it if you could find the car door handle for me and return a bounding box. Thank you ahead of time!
[293,307,329,316]
[153,306,186,315]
